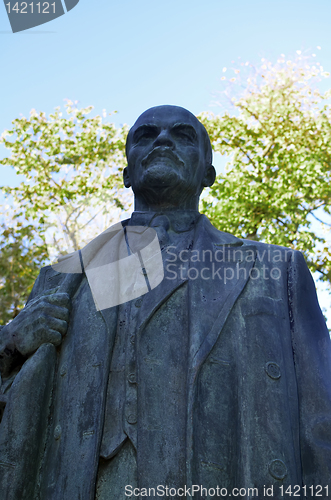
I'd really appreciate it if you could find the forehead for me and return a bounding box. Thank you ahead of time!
[133,106,201,132]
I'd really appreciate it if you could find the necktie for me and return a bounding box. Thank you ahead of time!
[149,215,170,247]
[129,211,200,248]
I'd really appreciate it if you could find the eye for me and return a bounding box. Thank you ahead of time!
[179,131,193,141]
[133,126,158,145]
[172,126,197,144]
[138,131,154,140]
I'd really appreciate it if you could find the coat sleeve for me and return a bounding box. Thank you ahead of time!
[0,267,49,377]
[288,250,331,486]
[0,264,83,378]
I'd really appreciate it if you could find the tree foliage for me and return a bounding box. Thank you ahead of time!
[0,216,48,324]
[0,102,131,322]
[199,53,331,285]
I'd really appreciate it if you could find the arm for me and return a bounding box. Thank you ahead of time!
[0,325,25,377]
[0,269,47,376]
[0,270,70,378]
[288,250,331,485]
[0,262,85,380]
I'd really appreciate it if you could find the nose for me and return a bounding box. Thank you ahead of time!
[153,129,174,149]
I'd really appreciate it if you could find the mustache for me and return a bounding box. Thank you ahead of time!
[141,147,185,168]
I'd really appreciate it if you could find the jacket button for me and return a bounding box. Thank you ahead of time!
[54,425,62,440]
[128,373,136,384]
[266,362,281,380]
[268,459,287,480]
[127,413,137,425]
[135,298,142,308]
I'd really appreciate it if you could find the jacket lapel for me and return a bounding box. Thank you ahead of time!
[135,254,188,335]
[188,216,256,380]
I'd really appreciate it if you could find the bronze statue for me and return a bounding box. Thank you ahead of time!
[0,105,330,499]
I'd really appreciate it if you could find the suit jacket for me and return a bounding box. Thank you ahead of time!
[0,214,330,500]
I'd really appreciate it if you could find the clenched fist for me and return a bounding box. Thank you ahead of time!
[2,290,71,358]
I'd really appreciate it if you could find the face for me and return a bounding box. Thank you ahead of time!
[124,105,214,209]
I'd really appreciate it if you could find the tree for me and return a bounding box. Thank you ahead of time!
[199,53,331,286]
[0,214,48,324]
[0,101,131,322]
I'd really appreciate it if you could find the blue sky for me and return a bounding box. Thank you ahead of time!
[1,0,331,177]
[1,1,330,154]
[1,0,331,316]
[1,0,330,146]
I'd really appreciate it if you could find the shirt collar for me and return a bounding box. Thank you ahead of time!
[129,210,201,233]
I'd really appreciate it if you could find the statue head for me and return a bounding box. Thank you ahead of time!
[124,105,216,211]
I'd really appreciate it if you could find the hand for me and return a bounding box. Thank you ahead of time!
[3,290,71,357]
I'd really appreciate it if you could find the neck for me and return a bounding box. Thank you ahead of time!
[133,194,200,212]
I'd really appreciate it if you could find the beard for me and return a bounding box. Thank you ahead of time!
[135,164,182,206]
[141,161,181,188]
[132,162,200,209]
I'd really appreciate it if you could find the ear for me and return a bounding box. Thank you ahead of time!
[202,164,216,188]
[123,167,131,188]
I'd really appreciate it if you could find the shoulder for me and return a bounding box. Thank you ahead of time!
[200,215,297,260]
[242,239,297,264]
[198,215,242,246]
[26,265,67,303]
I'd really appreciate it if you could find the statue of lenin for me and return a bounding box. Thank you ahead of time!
[0,105,330,500]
